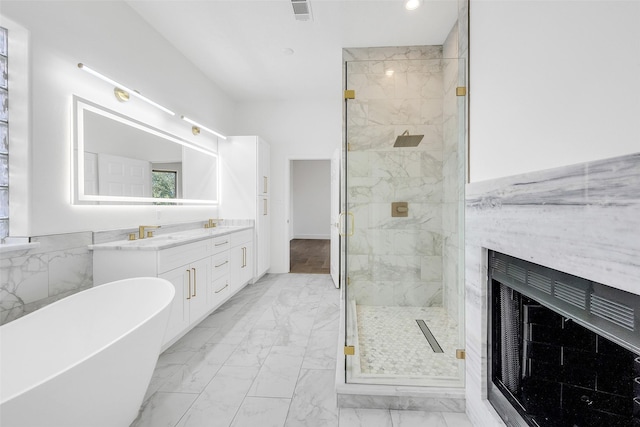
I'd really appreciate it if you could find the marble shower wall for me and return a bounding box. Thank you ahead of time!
[344,46,445,307]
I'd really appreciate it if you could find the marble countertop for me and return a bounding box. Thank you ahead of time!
[88,225,253,251]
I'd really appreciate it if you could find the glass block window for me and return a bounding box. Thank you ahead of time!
[0,26,8,241]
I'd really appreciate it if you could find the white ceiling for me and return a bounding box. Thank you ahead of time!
[126,0,459,102]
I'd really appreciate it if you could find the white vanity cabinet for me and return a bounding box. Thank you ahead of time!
[159,255,211,346]
[229,229,254,293]
[211,235,231,307]
[219,136,270,281]
[91,227,254,349]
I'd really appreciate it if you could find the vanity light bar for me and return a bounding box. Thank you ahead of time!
[77,63,176,116]
[181,116,227,140]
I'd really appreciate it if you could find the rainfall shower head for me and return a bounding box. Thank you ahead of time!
[393,130,424,147]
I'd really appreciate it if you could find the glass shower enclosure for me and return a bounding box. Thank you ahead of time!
[342,53,466,388]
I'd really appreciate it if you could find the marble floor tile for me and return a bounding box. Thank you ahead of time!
[442,411,474,427]
[224,328,280,367]
[339,408,393,427]
[158,350,223,394]
[248,346,306,398]
[174,366,260,427]
[142,362,184,403]
[163,326,220,356]
[303,330,339,369]
[230,397,290,427]
[390,410,448,426]
[284,368,339,427]
[135,273,475,427]
[130,392,198,427]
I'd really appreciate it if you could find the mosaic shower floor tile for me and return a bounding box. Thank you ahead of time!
[356,305,459,377]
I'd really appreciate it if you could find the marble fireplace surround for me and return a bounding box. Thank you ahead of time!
[464,152,640,426]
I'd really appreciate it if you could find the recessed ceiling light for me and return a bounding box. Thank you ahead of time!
[385,70,394,77]
[405,0,421,11]
[282,48,295,55]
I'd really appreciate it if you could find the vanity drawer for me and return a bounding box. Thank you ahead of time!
[212,235,231,254]
[157,239,212,273]
[211,251,230,280]
[211,276,230,306]
[230,229,253,247]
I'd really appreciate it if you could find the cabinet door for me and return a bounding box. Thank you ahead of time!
[258,139,270,196]
[159,267,189,346]
[230,243,253,292]
[188,257,211,323]
[229,244,243,292]
[240,243,254,286]
[257,197,270,277]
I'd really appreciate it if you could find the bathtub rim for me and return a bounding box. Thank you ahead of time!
[0,276,175,405]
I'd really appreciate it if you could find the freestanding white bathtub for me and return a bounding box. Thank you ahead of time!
[0,277,175,427]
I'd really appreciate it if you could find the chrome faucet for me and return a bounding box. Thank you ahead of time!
[139,225,161,239]
[204,218,223,229]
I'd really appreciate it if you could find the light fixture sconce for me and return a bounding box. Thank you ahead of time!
[181,115,227,140]
[77,63,175,116]
[113,87,130,102]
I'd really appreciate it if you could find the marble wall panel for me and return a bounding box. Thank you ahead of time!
[394,178,442,204]
[1,231,93,324]
[393,281,442,307]
[343,46,443,62]
[345,47,448,308]
[464,153,640,426]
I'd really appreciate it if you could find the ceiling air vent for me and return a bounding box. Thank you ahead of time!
[291,0,313,21]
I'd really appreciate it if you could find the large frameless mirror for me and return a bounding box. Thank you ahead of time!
[72,96,218,205]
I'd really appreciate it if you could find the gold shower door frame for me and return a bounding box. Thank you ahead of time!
[342,57,467,388]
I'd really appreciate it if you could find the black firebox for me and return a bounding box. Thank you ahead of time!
[487,251,640,427]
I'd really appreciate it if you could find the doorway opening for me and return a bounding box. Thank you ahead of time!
[288,159,332,275]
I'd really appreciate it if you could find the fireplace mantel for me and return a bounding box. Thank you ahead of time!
[464,153,640,426]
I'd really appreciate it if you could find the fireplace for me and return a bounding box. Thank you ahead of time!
[487,251,640,427]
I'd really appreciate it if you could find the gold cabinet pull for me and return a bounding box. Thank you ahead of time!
[192,267,197,297]
[215,260,228,268]
[186,269,191,300]
[264,198,268,216]
[215,241,228,247]
[263,176,268,194]
[214,283,229,294]
[241,247,246,268]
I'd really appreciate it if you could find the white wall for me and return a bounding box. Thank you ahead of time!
[470,0,640,182]
[235,98,341,273]
[1,1,235,236]
[292,160,331,240]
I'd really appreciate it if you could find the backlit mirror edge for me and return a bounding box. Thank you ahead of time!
[71,95,220,206]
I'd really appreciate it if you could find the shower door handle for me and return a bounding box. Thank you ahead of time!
[339,212,355,237]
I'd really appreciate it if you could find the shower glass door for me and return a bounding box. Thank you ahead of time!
[343,56,466,387]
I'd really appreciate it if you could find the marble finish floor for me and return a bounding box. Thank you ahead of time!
[131,273,473,427]
[356,306,459,378]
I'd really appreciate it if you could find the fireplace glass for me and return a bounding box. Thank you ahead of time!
[488,251,640,427]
